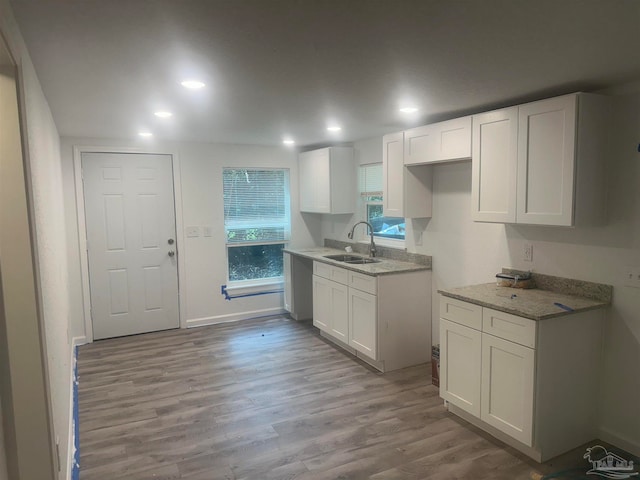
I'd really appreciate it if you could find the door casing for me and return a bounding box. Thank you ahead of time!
[73,145,186,342]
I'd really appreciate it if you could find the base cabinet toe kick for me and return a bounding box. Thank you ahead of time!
[312,261,431,372]
[438,295,604,462]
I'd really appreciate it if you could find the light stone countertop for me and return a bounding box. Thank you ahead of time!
[438,283,610,320]
[284,247,431,277]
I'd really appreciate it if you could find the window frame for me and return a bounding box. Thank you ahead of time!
[222,167,291,287]
[359,164,406,248]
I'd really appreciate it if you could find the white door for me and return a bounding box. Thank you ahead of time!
[82,152,179,340]
[440,318,482,417]
[471,107,518,223]
[516,94,576,226]
[348,288,377,360]
[481,333,535,446]
[382,132,404,218]
[404,124,435,165]
[312,274,331,333]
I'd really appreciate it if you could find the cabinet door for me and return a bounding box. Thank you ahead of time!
[312,275,331,332]
[471,108,518,223]
[330,282,349,343]
[434,117,472,161]
[348,288,377,360]
[517,94,576,226]
[312,274,348,340]
[298,151,315,212]
[481,333,535,446]
[440,318,482,417]
[383,132,404,217]
[404,125,435,165]
[299,149,331,213]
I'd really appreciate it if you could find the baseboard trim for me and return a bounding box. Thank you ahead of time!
[598,427,640,458]
[186,308,287,328]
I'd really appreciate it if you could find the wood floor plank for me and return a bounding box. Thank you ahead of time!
[78,316,590,479]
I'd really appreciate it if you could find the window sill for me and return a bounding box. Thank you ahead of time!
[358,238,406,250]
[225,279,284,296]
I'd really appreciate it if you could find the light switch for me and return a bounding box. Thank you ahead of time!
[203,226,213,237]
[624,267,640,288]
[186,226,200,238]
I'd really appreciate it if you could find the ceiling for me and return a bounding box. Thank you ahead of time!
[9,0,640,147]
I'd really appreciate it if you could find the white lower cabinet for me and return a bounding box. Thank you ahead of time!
[312,261,431,372]
[439,294,603,461]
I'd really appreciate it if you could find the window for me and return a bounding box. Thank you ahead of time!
[359,164,405,241]
[223,168,290,283]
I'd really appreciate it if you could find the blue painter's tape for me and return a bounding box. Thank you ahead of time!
[220,284,283,301]
[72,345,80,480]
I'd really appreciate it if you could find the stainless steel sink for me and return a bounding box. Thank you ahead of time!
[323,254,381,264]
[344,258,381,264]
[323,254,364,262]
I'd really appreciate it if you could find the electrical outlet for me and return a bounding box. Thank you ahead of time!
[523,243,533,262]
[624,267,640,288]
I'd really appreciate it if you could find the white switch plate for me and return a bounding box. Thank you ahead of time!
[624,267,640,288]
[523,243,533,262]
[186,226,200,238]
[203,226,213,237]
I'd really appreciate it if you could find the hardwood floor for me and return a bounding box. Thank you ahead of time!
[78,316,587,479]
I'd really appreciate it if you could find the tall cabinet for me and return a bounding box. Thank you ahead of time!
[471,93,608,226]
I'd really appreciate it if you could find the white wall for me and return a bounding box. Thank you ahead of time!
[0,0,72,478]
[322,93,640,455]
[60,137,321,337]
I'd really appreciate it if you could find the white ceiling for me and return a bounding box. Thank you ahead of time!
[10,0,640,147]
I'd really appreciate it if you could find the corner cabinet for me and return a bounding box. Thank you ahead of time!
[382,132,433,218]
[471,93,608,226]
[299,147,355,214]
[439,295,604,462]
[312,261,431,372]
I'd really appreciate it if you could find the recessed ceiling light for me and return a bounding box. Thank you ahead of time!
[138,131,153,138]
[181,80,206,90]
[154,111,173,118]
[399,106,419,113]
[327,125,342,132]
[283,139,295,146]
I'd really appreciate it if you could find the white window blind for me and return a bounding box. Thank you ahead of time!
[223,168,290,244]
[359,163,383,196]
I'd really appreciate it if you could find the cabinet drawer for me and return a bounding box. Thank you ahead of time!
[482,308,537,348]
[313,261,348,284]
[439,296,482,330]
[348,271,377,295]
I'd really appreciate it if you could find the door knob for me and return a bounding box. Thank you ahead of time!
[168,250,175,257]
[168,238,175,245]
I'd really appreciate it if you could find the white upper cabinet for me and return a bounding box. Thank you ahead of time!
[472,93,608,226]
[404,116,471,165]
[382,132,432,218]
[471,107,518,223]
[299,147,355,214]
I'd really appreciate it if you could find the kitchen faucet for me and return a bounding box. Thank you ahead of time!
[347,221,377,258]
